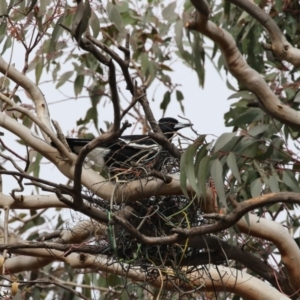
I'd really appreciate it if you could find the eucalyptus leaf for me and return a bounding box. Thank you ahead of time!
[251,178,262,198]
[213,132,237,153]
[210,159,227,208]
[227,152,241,183]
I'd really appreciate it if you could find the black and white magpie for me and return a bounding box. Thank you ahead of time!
[65,117,191,169]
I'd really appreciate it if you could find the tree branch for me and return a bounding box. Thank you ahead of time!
[187,1,300,130]
[228,0,300,66]
[0,55,52,142]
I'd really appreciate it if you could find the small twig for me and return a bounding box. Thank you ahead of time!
[120,92,146,120]
[0,138,27,161]
[86,33,134,94]
[148,170,172,184]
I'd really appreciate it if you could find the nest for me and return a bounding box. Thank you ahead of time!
[84,147,219,271]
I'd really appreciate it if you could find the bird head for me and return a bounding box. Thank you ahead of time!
[158,117,192,139]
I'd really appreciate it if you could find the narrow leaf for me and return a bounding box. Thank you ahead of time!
[227,152,241,183]
[160,91,171,113]
[56,71,73,89]
[162,2,176,21]
[74,74,84,96]
[268,174,279,193]
[283,170,300,193]
[251,178,262,197]
[210,159,227,208]
[213,132,236,153]
[197,156,211,200]
[107,2,125,34]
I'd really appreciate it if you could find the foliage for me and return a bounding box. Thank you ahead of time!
[0,0,300,299]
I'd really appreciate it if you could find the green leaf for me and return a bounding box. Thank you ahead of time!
[107,1,126,34]
[250,178,262,197]
[176,90,184,113]
[74,74,84,96]
[227,109,264,127]
[72,0,91,41]
[0,22,7,45]
[227,152,241,183]
[180,136,205,198]
[268,174,279,193]
[38,0,51,17]
[228,91,256,100]
[162,1,177,21]
[90,9,100,38]
[213,132,237,153]
[0,0,7,16]
[176,90,184,101]
[197,155,211,200]
[248,124,270,137]
[180,145,198,197]
[294,90,300,103]
[282,170,300,193]
[140,52,149,76]
[210,159,227,208]
[48,14,66,54]
[56,71,73,89]
[35,57,44,84]
[1,35,12,56]
[160,91,171,113]
[284,87,296,101]
[175,20,183,52]
[179,161,188,198]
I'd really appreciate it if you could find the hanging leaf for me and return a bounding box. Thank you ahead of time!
[74,74,84,96]
[72,0,91,42]
[251,178,262,197]
[107,2,126,34]
[210,159,227,208]
[268,173,279,193]
[162,2,177,21]
[282,170,300,193]
[176,90,185,113]
[56,71,74,89]
[227,152,241,183]
[180,136,206,198]
[197,155,211,201]
[213,132,237,153]
[160,91,171,113]
[35,56,44,84]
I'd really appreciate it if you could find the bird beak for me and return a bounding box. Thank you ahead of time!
[174,122,193,130]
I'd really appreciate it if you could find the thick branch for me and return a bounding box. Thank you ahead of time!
[238,214,300,295]
[3,250,290,300]
[0,93,70,158]
[173,192,300,236]
[187,2,300,130]
[188,236,294,296]
[229,0,300,66]
[0,55,52,142]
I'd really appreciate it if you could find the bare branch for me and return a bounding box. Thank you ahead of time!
[87,33,134,94]
[0,55,52,142]
[0,92,71,158]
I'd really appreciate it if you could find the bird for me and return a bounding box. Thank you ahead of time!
[64,117,192,169]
